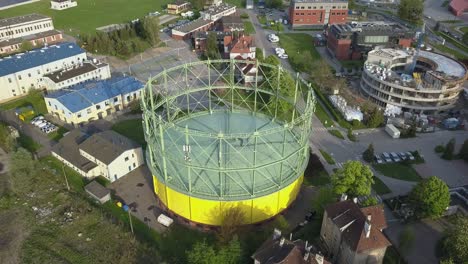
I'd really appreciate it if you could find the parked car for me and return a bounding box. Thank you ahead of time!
[390,152,401,162]
[30,116,44,124]
[279,54,288,59]
[381,152,392,163]
[374,154,384,164]
[34,120,48,127]
[398,152,407,160]
[405,151,415,161]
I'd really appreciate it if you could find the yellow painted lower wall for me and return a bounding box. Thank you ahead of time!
[153,175,303,225]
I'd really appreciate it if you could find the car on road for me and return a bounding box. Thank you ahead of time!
[381,152,392,163]
[390,152,401,162]
[374,154,384,164]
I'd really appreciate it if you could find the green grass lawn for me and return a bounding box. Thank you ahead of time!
[373,163,422,182]
[372,176,391,195]
[17,133,42,153]
[314,102,334,128]
[460,26,468,33]
[0,0,172,35]
[441,0,450,7]
[319,149,335,165]
[0,91,47,116]
[328,129,344,140]
[436,32,468,53]
[433,44,468,60]
[278,33,320,60]
[340,60,364,70]
[257,15,268,25]
[111,119,146,147]
[47,126,69,141]
[223,0,246,7]
[244,21,256,34]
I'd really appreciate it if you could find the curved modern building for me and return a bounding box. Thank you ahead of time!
[141,60,315,226]
[360,48,467,113]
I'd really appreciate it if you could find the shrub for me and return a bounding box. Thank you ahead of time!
[434,145,445,153]
[319,149,335,165]
[347,128,357,142]
[240,13,249,19]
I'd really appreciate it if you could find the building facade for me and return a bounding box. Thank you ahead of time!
[50,0,78,10]
[0,42,87,102]
[167,1,191,14]
[44,76,144,126]
[320,200,391,264]
[289,0,348,29]
[0,14,54,41]
[0,29,63,55]
[224,35,255,59]
[43,61,111,90]
[172,19,214,40]
[449,0,468,16]
[327,22,414,60]
[52,130,144,183]
[360,48,468,113]
[200,3,236,21]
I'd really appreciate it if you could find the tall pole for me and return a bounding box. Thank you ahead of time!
[128,209,134,234]
[61,163,70,191]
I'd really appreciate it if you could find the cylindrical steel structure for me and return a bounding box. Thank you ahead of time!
[141,59,315,225]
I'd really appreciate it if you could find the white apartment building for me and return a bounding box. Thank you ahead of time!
[50,0,78,10]
[52,130,144,183]
[0,42,87,102]
[0,14,54,41]
[43,61,111,91]
[200,3,236,21]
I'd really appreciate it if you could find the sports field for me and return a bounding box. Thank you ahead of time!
[0,0,171,34]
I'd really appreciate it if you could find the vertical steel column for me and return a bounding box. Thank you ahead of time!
[185,125,191,193]
[254,60,259,113]
[218,132,224,197]
[158,115,169,182]
[163,70,171,121]
[230,59,235,112]
[208,59,212,114]
[278,124,288,186]
[185,64,190,115]
[274,65,281,119]
[291,73,300,123]
[252,131,258,195]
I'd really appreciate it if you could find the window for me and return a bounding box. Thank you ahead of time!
[77,113,82,118]
[96,105,101,110]
[114,97,118,102]
[301,6,304,9]
[132,153,134,158]
[18,75,22,80]
[125,157,129,161]
[28,73,31,77]
[48,101,51,106]
[8,78,11,83]
[133,163,136,168]
[87,109,92,114]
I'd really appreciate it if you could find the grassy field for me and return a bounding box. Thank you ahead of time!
[460,26,468,33]
[279,33,320,60]
[47,126,68,141]
[314,101,334,128]
[373,163,422,182]
[436,32,468,53]
[0,91,47,116]
[328,129,344,140]
[0,0,172,34]
[17,133,42,152]
[372,176,391,195]
[433,44,468,60]
[319,149,335,165]
[111,119,146,147]
[244,21,256,34]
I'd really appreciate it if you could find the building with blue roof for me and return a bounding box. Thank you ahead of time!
[44,76,144,126]
[0,42,86,102]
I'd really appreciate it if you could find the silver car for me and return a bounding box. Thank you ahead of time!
[390,152,401,162]
[381,152,392,163]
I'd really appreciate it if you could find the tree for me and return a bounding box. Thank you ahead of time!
[256,47,264,61]
[434,22,441,31]
[367,109,384,128]
[463,32,468,46]
[442,138,455,160]
[397,0,424,25]
[218,206,246,244]
[458,139,468,162]
[206,32,221,60]
[265,0,282,8]
[360,196,378,207]
[331,161,374,197]
[398,226,415,256]
[442,217,468,263]
[10,148,36,193]
[409,176,450,219]
[311,186,337,217]
[142,16,159,46]
[20,40,34,52]
[310,59,334,93]
[362,143,374,163]
[186,237,242,264]
[0,123,16,152]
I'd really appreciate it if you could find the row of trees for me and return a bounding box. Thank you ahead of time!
[397,0,424,26]
[437,138,468,162]
[79,16,159,58]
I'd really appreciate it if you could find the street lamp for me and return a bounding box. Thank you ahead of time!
[61,163,70,191]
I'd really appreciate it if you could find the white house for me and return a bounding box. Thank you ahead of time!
[43,61,111,91]
[200,3,236,21]
[44,76,144,126]
[0,42,87,102]
[224,35,256,59]
[52,130,145,183]
[0,14,54,41]
[50,0,78,10]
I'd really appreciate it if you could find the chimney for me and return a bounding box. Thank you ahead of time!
[367,214,372,222]
[279,237,285,247]
[365,221,371,238]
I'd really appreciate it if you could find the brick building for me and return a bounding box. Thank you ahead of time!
[223,34,255,59]
[0,29,62,55]
[289,0,348,29]
[449,0,468,16]
[327,21,414,60]
[320,200,391,264]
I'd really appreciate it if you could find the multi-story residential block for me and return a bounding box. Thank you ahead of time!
[0,29,63,55]
[320,200,391,264]
[0,14,54,41]
[361,48,468,113]
[52,129,144,182]
[167,1,191,14]
[327,21,414,60]
[0,42,87,102]
[50,0,78,10]
[44,76,144,126]
[200,3,236,21]
[289,0,348,29]
[43,61,111,91]
[224,34,255,59]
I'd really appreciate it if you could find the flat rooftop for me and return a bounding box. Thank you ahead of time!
[44,61,108,83]
[173,18,212,33]
[293,0,347,3]
[332,21,410,35]
[202,3,235,16]
[0,13,50,28]
[151,110,303,200]
[418,50,466,78]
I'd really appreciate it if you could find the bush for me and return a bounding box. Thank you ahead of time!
[319,149,335,165]
[328,129,345,139]
[347,128,357,142]
[435,145,445,153]
[240,13,249,19]
[442,138,456,160]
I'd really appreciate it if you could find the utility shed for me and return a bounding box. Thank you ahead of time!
[84,180,111,204]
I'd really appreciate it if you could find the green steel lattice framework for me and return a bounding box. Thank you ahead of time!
[141,59,316,200]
